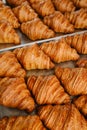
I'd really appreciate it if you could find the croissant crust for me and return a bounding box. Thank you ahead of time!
[0,115,46,129]
[27,75,70,105]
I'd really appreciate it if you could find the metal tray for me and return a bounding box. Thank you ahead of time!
[0,0,87,52]
[0,0,87,121]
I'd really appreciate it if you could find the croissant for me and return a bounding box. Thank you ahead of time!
[40,39,79,63]
[0,115,46,130]
[65,32,87,54]
[52,0,75,13]
[43,11,75,33]
[27,75,70,105]
[0,20,20,44]
[12,1,38,23]
[6,0,27,7]
[74,95,87,116]
[72,0,87,8]
[38,104,87,130]
[55,67,87,96]
[76,58,87,68]
[13,44,55,70]
[0,51,26,77]
[31,0,55,17]
[0,77,35,112]
[0,6,20,28]
[21,18,55,40]
[65,9,87,29]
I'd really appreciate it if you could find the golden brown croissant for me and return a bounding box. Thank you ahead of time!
[31,0,55,17]
[0,6,20,28]
[6,0,27,7]
[55,67,87,96]
[0,51,26,77]
[74,95,87,116]
[0,20,20,44]
[76,58,87,68]
[43,11,75,33]
[13,44,55,70]
[0,115,46,130]
[65,8,87,29]
[21,18,55,40]
[40,39,79,63]
[27,75,70,105]
[12,1,38,23]
[65,33,87,54]
[38,104,87,130]
[72,0,87,8]
[0,77,35,112]
[52,0,75,13]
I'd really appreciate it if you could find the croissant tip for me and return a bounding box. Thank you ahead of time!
[55,67,63,79]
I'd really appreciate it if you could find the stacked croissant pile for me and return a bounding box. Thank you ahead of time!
[0,0,87,44]
[0,30,87,129]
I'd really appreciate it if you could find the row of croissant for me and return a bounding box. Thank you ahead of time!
[0,0,87,44]
[0,62,87,129]
[0,32,87,78]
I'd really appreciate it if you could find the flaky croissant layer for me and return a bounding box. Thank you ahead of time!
[0,115,46,130]
[40,39,79,63]
[0,51,26,77]
[55,67,87,96]
[6,0,27,7]
[0,6,20,28]
[74,95,87,116]
[14,44,55,70]
[0,20,20,44]
[52,0,75,13]
[27,75,70,105]
[44,11,75,33]
[0,77,35,112]
[65,32,87,54]
[38,104,87,130]
[12,1,38,23]
[21,18,55,40]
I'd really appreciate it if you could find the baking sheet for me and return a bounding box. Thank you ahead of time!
[0,0,87,121]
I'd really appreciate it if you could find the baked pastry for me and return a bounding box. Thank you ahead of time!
[72,0,87,8]
[65,33,87,54]
[0,115,46,130]
[12,1,38,23]
[55,67,87,96]
[40,38,79,63]
[21,18,55,40]
[0,77,35,112]
[52,0,75,13]
[6,0,27,7]
[13,44,55,70]
[0,20,20,44]
[0,51,26,77]
[43,11,74,33]
[74,95,87,116]
[0,6,20,28]
[27,75,70,105]
[31,0,55,17]
[38,104,87,130]
[76,58,87,68]
[65,9,87,29]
